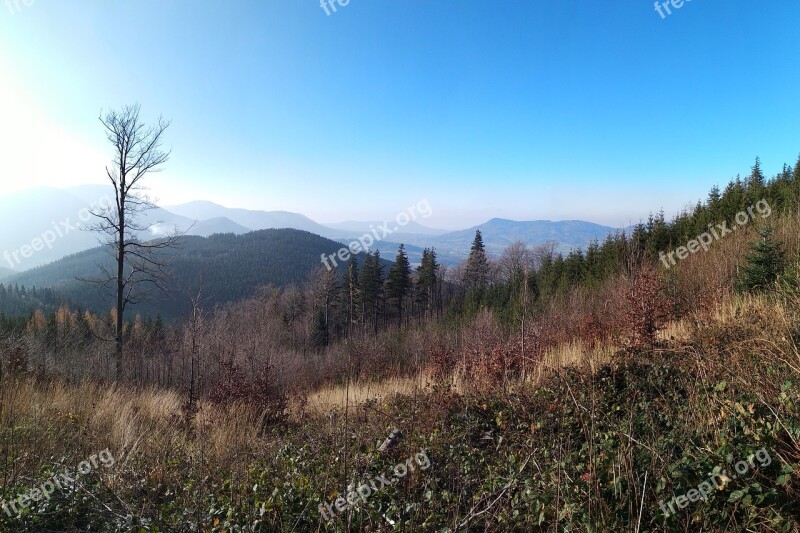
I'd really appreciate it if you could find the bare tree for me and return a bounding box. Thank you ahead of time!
[86,104,180,381]
[530,240,558,270]
[497,241,535,282]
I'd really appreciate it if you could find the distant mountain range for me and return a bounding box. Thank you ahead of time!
[0,185,628,273]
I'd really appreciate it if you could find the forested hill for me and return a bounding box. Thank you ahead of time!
[5,229,385,319]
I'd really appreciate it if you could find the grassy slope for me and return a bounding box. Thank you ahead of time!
[0,293,798,532]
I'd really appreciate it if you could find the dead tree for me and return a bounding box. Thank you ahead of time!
[86,104,180,381]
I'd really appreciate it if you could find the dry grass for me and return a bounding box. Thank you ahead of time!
[658,319,692,342]
[303,374,429,415]
[302,338,620,414]
[0,378,272,487]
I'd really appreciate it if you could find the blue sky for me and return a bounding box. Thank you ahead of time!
[0,1,799,229]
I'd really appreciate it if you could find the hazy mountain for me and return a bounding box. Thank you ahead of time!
[164,200,340,236]
[430,218,622,256]
[1,186,626,272]
[0,187,108,271]
[187,217,252,236]
[361,241,428,266]
[0,267,16,280]
[0,188,265,270]
[323,220,447,236]
[371,219,623,262]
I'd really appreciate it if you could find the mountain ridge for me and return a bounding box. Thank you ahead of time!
[2,185,630,271]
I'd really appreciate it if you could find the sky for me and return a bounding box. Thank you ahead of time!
[0,1,799,230]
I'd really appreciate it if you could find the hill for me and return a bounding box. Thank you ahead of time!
[164,200,343,237]
[6,229,386,318]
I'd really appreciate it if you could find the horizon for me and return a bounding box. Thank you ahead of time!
[0,182,651,232]
[2,1,799,229]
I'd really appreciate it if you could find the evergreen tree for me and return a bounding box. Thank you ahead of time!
[464,230,490,291]
[386,244,411,327]
[746,157,767,203]
[707,185,721,206]
[359,251,383,333]
[416,248,439,319]
[310,309,328,349]
[736,227,785,293]
[343,255,360,335]
[794,154,800,182]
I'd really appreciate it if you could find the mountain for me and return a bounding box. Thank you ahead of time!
[0,187,267,270]
[366,219,625,264]
[164,200,340,236]
[429,218,622,256]
[0,267,16,280]
[0,186,627,272]
[0,187,108,271]
[323,220,447,236]
[6,229,388,318]
[64,186,246,238]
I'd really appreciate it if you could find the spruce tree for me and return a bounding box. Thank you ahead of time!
[343,255,360,336]
[746,156,767,204]
[464,230,490,290]
[310,309,328,349]
[416,248,439,318]
[386,244,411,327]
[359,251,383,333]
[794,154,800,182]
[736,227,785,293]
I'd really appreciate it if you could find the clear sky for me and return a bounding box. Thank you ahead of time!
[0,1,798,229]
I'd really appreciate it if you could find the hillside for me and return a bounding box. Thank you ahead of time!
[6,229,386,318]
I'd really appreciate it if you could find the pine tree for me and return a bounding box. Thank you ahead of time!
[794,154,800,182]
[746,157,767,204]
[386,244,411,327]
[736,227,785,293]
[343,255,360,336]
[464,230,490,291]
[310,309,328,349]
[359,251,383,334]
[708,185,721,206]
[416,248,439,319]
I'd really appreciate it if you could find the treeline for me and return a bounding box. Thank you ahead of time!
[311,155,800,343]
[1,155,798,394]
[0,283,68,321]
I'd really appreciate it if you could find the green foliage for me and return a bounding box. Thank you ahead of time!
[386,244,411,326]
[736,227,785,293]
[464,230,490,291]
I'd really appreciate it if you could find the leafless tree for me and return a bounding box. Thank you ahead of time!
[86,104,181,381]
[531,240,558,269]
[497,241,535,282]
